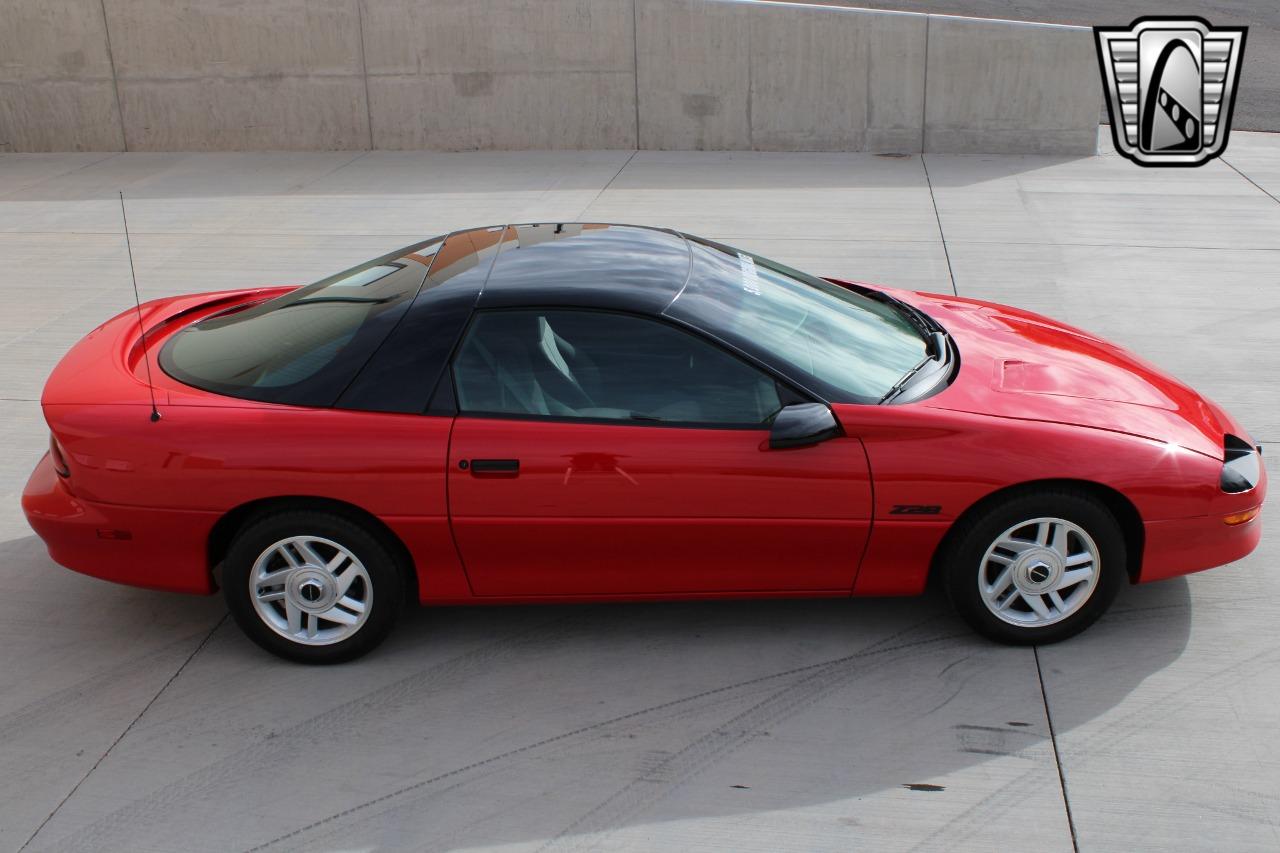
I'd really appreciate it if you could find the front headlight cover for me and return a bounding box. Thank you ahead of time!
[1221,434,1261,493]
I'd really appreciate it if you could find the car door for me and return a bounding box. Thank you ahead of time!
[446,308,873,596]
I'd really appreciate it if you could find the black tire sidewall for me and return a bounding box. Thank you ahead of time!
[944,490,1126,645]
[223,511,404,664]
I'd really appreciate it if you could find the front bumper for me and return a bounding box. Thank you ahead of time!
[22,452,217,594]
[1139,449,1266,583]
[1140,508,1263,583]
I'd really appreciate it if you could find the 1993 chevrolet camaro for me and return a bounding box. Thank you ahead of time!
[23,224,1265,662]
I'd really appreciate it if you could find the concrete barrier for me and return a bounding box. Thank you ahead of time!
[104,0,369,151]
[635,0,927,152]
[0,0,1098,155]
[924,14,1101,155]
[362,0,637,150]
[0,0,125,151]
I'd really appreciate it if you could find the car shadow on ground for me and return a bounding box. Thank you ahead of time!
[2,529,1192,852]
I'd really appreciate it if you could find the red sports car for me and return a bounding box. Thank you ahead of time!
[23,224,1265,662]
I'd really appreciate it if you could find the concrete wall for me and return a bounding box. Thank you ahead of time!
[106,0,370,151]
[0,0,1099,155]
[635,0,927,152]
[362,0,637,150]
[0,0,126,151]
[923,14,1102,155]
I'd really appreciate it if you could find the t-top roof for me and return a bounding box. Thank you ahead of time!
[442,223,693,313]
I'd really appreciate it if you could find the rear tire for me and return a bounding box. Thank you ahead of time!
[223,511,404,664]
[943,489,1126,645]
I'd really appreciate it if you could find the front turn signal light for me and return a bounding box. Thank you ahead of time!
[1223,508,1260,526]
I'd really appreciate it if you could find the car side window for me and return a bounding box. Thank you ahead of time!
[453,310,783,426]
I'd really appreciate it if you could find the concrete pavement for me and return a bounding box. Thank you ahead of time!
[1,131,1278,851]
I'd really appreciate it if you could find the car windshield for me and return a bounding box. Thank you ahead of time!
[665,237,930,401]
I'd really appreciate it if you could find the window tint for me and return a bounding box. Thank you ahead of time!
[159,239,442,407]
[453,310,782,426]
[667,239,929,402]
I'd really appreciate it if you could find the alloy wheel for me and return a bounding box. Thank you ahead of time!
[976,516,1100,628]
[249,535,372,645]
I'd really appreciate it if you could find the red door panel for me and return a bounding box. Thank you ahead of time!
[447,417,872,595]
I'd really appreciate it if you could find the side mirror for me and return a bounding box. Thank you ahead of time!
[769,403,841,449]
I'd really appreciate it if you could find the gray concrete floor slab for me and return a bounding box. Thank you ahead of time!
[1042,485,1280,853]
[1223,133,1280,201]
[925,153,1280,250]
[0,135,1277,851]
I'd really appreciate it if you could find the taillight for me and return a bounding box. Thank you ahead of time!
[49,434,70,477]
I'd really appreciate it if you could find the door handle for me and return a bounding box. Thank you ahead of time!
[466,458,520,474]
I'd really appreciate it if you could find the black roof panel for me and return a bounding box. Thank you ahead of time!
[477,223,691,313]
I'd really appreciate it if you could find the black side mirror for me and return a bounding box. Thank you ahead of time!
[769,403,841,449]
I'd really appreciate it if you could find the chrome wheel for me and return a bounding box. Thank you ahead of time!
[977,517,1100,628]
[250,535,372,646]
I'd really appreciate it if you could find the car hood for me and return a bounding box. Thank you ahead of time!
[866,286,1245,460]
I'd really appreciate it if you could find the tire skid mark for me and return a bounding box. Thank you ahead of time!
[266,638,881,853]
[0,628,217,743]
[907,642,1280,852]
[247,618,959,852]
[32,612,583,853]
[1195,797,1280,828]
[535,620,960,853]
[19,615,228,853]
[269,667,798,852]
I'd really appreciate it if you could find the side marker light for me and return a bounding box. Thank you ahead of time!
[1223,508,1260,526]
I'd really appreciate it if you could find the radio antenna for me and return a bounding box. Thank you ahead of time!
[119,191,161,422]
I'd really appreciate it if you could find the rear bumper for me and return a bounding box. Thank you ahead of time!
[22,452,217,594]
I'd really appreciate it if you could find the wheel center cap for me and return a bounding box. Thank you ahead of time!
[287,569,336,612]
[1014,549,1062,593]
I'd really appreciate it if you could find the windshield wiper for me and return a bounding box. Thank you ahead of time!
[862,290,941,335]
[879,331,948,404]
[927,330,947,360]
[878,355,933,404]
[865,290,949,356]
[880,327,949,404]
[897,302,937,338]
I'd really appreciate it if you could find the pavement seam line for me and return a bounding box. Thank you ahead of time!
[97,0,127,152]
[1034,645,1080,853]
[919,15,930,155]
[17,613,229,852]
[632,0,641,149]
[577,149,639,220]
[919,153,958,296]
[1221,156,1280,206]
[356,0,375,149]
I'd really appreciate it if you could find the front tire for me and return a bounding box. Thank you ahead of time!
[223,511,404,663]
[943,489,1126,645]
